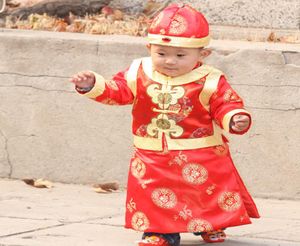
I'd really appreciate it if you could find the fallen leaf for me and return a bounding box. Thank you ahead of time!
[93,181,119,193]
[267,32,277,42]
[23,178,53,188]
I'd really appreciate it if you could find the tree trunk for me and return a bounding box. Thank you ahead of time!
[1,0,112,19]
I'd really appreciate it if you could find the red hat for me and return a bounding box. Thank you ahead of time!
[148,3,210,48]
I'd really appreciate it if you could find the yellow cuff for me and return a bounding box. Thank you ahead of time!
[222,109,250,132]
[83,72,106,99]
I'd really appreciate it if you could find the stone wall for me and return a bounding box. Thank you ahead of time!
[111,0,300,30]
[0,29,299,200]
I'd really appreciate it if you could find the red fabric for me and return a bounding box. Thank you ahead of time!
[148,3,209,39]
[86,63,260,234]
[125,145,260,233]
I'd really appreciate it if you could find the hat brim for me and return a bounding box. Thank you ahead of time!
[148,34,210,48]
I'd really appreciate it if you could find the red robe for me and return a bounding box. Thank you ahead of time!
[78,57,260,233]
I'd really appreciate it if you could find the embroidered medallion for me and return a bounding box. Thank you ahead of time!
[151,188,177,209]
[169,14,188,35]
[182,163,208,185]
[218,192,242,212]
[187,218,213,233]
[131,211,150,231]
[131,158,146,179]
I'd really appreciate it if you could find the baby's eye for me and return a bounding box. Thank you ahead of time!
[158,52,165,56]
[177,54,185,57]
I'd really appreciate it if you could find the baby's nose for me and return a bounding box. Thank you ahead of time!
[165,58,176,65]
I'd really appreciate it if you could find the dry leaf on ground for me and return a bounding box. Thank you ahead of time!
[93,181,119,193]
[22,178,53,188]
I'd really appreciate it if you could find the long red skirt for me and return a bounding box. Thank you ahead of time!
[125,143,260,233]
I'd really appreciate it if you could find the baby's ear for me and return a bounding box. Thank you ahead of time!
[146,44,151,52]
[199,48,212,58]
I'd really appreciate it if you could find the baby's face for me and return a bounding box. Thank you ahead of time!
[149,44,202,77]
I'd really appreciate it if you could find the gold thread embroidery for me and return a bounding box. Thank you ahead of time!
[131,158,146,179]
[206,184,216,195]
[131,211,150,231]
[224,89,242,103]
[182,163,208,185]
[147,84,185,109]
[187,219,213,233]
[218,192,242,212]
[168,151,188,166]
[178,205,193,220]
[151,188,177,209]
[146,114,183,138]
[214,144,229,156]
[150,12,164,30]
[140,179,154,189]
[169,14,188,35]
[127,198,137,213]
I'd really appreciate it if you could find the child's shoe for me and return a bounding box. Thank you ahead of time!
[200,229,226,243]
[136,235,170,246]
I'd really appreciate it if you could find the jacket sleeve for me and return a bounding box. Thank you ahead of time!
[76,69,135,105]
[209,76,252,135]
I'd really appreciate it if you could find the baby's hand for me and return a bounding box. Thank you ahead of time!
[230,114,250,132]
[69,71,95,88]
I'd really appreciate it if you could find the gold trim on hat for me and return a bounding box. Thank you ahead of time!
[148,33,210,48]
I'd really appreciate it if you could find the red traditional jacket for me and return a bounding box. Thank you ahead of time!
[79,57,251,151]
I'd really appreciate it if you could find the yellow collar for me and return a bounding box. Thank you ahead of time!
[142,57,213,85]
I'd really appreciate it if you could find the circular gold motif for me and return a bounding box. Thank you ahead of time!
[158,93,172,104]
[151,188,177,209]
[131,158,146,179]
[169,14,188,35]
[131,211,150,231]
[218,192,242,212]
[182,163,208,185]
[156,119,171,130]
[187,219,213,233]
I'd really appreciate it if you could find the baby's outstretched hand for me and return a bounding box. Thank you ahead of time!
[230,114,250,132]
[69,71,95,88]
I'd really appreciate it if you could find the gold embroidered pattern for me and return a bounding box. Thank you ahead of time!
[182,163,208,185]
[147,84,185,109]
[169,14,188,35]
[206,184,216,195]
[168,151,188,166]
[147,114,183,137]
[214,144,229,156]
[224,89,242,103]
[131,211,150,231]
[127,198,137,213]
[178,205,193,220]
[187,218,213,233]
[131,158,146,179]
[105,80,119,90]
[140,179,154,189]
[150,12,165,30]
[151,188,177,209]
[218,192,242,212]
